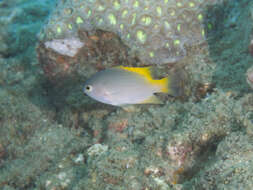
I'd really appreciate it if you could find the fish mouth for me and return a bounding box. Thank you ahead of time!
[83,89,89,96]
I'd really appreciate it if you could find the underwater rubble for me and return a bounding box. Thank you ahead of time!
[1,0,253,190]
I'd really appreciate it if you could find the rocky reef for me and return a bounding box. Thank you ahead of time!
[38,0,221,65]
[1,0,253,190]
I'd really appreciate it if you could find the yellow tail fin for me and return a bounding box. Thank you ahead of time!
[155,68,188,97]
[156,77,170,93]
[117,65,188,98]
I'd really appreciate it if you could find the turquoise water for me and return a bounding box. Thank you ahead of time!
[1,0,253,189]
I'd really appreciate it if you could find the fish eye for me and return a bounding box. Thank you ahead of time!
[85,85,92,91]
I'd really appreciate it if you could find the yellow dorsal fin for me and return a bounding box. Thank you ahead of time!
[117,66,170,94]
[117,66,153,82]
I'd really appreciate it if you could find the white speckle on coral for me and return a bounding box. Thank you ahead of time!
[87,143,108,156]
[74,153,84,163]
[61,179,71,188]
[58,172,67,180]
[44,37,84,57]
[45,180,52,187]
[58,164,64,168]
[153,177,169,190]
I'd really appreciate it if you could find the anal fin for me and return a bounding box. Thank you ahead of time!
[141,95,163,104]
[121,105,140,112]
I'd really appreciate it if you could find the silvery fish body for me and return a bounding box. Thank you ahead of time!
[83,66,170,106]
